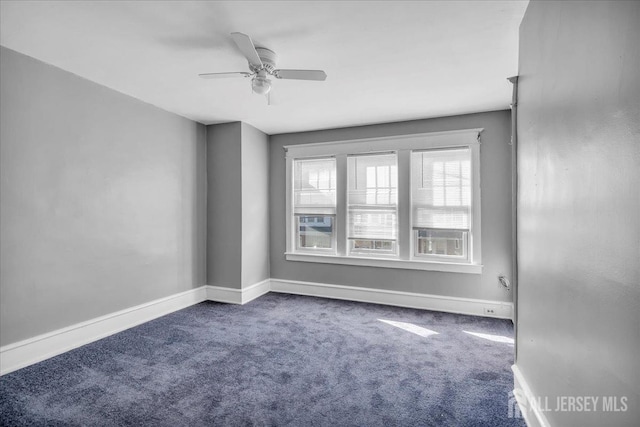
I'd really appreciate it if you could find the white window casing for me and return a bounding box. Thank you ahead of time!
[285,129,483,274]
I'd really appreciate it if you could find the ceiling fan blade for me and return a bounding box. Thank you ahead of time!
[274,69,327,81]
[230,32,263,68]
[199,72,252,79]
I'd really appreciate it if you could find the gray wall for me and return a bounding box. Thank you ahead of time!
[206,122,242,288]
[269,110,514,301]
[241,123,270,287]
[206,122,270,289]
[516,1,640,425]
[0,47,207,347]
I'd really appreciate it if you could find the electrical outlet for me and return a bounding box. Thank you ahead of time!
[484,307,496,315]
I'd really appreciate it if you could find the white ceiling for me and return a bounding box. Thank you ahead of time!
[0,1,528,135]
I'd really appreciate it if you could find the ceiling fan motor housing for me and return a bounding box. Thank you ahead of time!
[252,47,277,74]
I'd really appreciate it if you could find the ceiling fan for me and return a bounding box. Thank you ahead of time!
[199,32,327,98]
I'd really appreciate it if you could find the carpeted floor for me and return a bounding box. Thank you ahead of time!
[0,293,525,426]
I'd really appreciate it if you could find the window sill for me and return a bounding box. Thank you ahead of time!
[284,252,482,274]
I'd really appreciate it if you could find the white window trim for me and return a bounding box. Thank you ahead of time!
[285,129,483,274]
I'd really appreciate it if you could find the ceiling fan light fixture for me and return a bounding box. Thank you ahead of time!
[251,76,272,95]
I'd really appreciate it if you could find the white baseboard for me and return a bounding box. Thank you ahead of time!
[270,278,513,319]
[206,279,271,305]
[512,364,551,427]
[240,279,271,304]
[206,285,243,304]
[0,286,207,376]
[1,278,512,376]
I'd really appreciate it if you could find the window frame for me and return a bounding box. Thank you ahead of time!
[410,147,473,263]
[291,157,338,255]
[284,129,483,274]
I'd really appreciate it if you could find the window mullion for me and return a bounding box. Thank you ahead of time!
[397,149,411,260]
[336,154,348,256]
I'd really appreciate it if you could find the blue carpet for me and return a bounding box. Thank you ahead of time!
[0,293,525,426]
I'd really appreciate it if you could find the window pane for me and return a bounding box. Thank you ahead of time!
[297,216,334,250]
[352,239,395,253]
[294,158,336,215]
[415,229,467,258]
[411,148,471,230]
[348,153,398,255]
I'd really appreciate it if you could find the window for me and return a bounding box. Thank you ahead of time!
[285,129,482,274]
[411,148,471,261]
[348,153,398,256]
[293,158,336,252]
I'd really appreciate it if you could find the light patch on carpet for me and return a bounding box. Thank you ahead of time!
[378,319,439,338]
[463,331,514,344]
